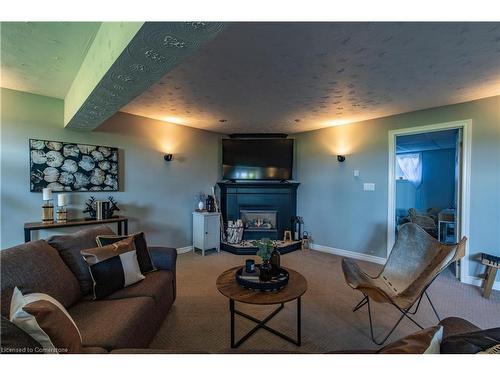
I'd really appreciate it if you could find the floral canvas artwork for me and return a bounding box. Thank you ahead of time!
[29,139,119,192]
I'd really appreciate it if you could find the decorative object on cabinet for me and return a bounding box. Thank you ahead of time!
[192,211,221,256]
[56,193,68,223]
[29,139,119,192]
[283,230,292,242]
[205,195,215,212]
[41,188,54,223]
[195,192,206,211]
[83,196,120,219]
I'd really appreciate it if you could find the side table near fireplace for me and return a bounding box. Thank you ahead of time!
[192,211,221,256]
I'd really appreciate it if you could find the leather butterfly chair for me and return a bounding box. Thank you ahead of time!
[342,223,467,345]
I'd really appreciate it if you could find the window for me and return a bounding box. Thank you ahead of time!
[396,153,422,187]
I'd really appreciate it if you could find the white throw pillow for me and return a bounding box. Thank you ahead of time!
[9,287,82,353]
[424,325,443,354]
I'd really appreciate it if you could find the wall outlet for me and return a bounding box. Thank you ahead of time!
[353,170,360,177]
[363,183,375,191]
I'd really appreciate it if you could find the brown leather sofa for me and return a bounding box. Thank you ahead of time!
[0,225,177,353]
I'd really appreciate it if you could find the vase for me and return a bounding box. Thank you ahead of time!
[270,247,281,277]
[198,201,205,210]
[259,260,273,282]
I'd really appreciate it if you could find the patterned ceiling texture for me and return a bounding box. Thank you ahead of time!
[121,22,500,134]
[0,22,100,99]
[67,22,225,130]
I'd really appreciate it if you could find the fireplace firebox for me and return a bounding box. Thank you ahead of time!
[240,210,277,232]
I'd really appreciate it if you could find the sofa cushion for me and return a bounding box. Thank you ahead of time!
[377,326,443,354]
[439,316,481,339]
[440,327,500,354]
[1,316,43,354]
[0,240,81,318]
[80,346,109,354]
[149,246,177,300]
[48,225,115,295]
[104,270,174,308]
[68,296,158,350]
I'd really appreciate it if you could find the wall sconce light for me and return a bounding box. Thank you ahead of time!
[164,154,173,162]
[337,155,346,162]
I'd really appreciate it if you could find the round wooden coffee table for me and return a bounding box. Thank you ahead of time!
[216,266,307,348]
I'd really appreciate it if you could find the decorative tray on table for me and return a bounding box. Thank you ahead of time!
[235,265,289,292]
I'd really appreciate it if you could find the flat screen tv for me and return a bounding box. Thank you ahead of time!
[222,139,294,180]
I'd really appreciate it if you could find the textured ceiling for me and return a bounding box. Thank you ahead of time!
[66,22,225,130]
[121,22,500,134]
[0,22,101,99]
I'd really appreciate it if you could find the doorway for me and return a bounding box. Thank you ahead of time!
[387,120,471,282]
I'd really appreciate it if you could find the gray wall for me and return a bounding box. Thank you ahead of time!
[1,88,221,248]
[2,88,499,282]
[295,95,500,280]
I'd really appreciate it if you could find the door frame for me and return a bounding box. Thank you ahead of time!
[387,119,472,282]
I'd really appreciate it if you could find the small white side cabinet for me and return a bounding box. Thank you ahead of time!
[192,212,221,256]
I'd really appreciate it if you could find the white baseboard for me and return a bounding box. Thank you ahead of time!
[461,275,500,292]
[176,245,193,254]
[310,243,387,265]
[311,244,499,292]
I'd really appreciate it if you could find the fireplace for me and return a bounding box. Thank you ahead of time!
[218,181,300,241]
[240,210,277,232]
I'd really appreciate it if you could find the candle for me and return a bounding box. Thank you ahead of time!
[58,193,68,207]
[42,188,52,201]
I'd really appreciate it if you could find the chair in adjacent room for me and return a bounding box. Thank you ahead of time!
[342,223,466,345]
[408,208,438,238]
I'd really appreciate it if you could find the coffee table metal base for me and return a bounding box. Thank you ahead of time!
[229,297,301,348]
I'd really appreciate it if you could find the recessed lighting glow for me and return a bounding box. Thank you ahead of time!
[325,119,350,127]
[162,116,185,125]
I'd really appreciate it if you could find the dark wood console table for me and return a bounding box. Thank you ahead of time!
[24,216,128,242]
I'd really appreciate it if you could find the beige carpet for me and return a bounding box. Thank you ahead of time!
[150,249,500,353]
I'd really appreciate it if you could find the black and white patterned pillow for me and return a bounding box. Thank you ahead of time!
[95,232,156,274]
[81,237,145,300]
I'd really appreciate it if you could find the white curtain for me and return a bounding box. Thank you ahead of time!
[397,153,422,188]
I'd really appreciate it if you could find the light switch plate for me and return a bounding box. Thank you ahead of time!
[354,170,360,177]
[363,183,375,191]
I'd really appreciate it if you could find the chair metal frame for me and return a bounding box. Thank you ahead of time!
[342,223,466,346]
[352,274,441,345]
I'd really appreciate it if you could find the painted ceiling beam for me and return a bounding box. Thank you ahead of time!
[64,22,144,127]
[64,22,225,130]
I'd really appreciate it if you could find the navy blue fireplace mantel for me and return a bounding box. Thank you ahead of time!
[217,181,300,241]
